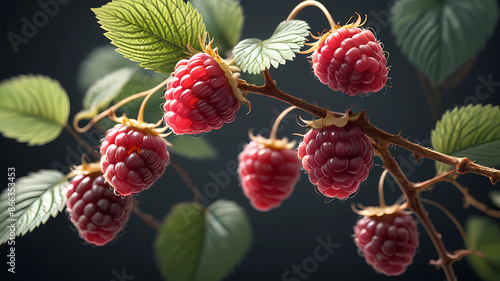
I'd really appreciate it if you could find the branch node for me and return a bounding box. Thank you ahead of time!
[456,157,472,174]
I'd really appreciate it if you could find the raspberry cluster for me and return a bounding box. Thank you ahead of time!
[66,174,133,246]
[238,141,302,211]
[353,212,419,276]
[100,123,170,196]
[163,52,240,135]
[311,27,388,97]
[298,123,373,199]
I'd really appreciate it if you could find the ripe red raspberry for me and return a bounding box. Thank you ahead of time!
[353,212,419,276]
[163,52,241,134]
[311,26,388,97]
[100,123,170,196]
[238,141,302,211]
[66,174,133,246]
[297,123,373,199]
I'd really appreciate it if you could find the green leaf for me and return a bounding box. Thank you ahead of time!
[0,170,68,245]
[93,0,206,73]
[0,75,70,146]
[168,135,218,160]
[391,0,499,83]
[77,67,136,119]
[78,45,140,91]
[431,104,500,174]
[233,20,310,74]
[490,191,500,209]
[155,200,252,281]
[190,0,244,53]
[466,216,500,281]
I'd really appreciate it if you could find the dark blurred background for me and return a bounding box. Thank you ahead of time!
[1,0,499,280]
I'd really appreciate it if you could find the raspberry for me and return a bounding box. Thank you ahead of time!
[238,141,302,211]
[353,212,419,276]
[100,123,170,196]
[297,123,373,199]
[163,52,240,134]
[311,27,388,97]
[66,174,133,246]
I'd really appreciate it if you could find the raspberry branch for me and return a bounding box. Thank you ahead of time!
[444,178,500,219]
[170,160,205,207]
[237,70,500,184]
[286,0,337,30]
[133,199,161,231]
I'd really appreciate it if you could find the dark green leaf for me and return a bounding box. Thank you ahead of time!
[392,0,499,83]
[0,75,70,146]
[431,104,500,174]
[155,200,252,281]
[466,216,500,281]
[93,0,206,73]
[233,20,310,74]
[0,170,68,245]
[190,0,244,53]
[168,135,218,160]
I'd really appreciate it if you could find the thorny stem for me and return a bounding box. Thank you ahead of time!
[412,170,457,190]
[64,123,100,161]
[287,0,336,30]
[170,160,205,207]
[73,77,170,133]
[133,199,161,231]
[236,69,500,280]
[444,178,500,219]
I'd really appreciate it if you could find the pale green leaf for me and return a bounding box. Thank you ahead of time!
[93,0,206,73]
[78,45,139,91]
[490,191,500,209]
[233,20,310,74]
[169,135,218,160]
[0,170,68,245]
[0,75,70,146]
[466,216,500,281]
[431,104,500,174]
[190,0,244,53]
[78,67,136,119]
[155,200,252,281]
[392,0,499,83]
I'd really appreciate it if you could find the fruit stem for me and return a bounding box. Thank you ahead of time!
[420,197,468,245]
[133,199,161,231]
[64,123,100,161]
[269,106,297,141]
[137,78,166,124]
[287,0,336,30]
[378,169,388,208]
[74,77,170,133]
[171,160,205,207]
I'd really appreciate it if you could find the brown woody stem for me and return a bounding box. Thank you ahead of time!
[133,199,161,231]
[171,160,205,207]
[236,69,500,280]
[445,178,500,219]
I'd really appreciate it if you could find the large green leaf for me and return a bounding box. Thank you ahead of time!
[391,0,499,84]
[190,0,244,53]
[0,170,68,245]
[93,0,206,73]
[0,75,70,146]
[169,135,218,160]
[466,216,500,281]
[155,200,252,281]
[233,20,310,74]
[431,104,500,174]
[78,45,140,91]
[77,67,136,120]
